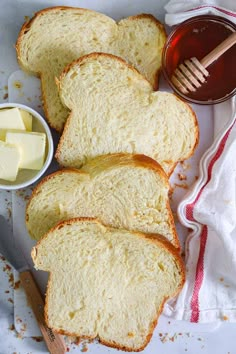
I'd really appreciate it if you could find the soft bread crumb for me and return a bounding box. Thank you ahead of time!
[55,53,198,175]
[32,218,185,352]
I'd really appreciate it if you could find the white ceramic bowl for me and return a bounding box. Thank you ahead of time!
[0,103,53,190]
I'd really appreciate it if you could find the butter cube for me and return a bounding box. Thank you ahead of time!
[0,141,21,181]
[6,131,46,170]
[0,108,26,140]
[20,109,33,131]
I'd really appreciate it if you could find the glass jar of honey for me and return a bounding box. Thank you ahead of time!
[162,15,236,104]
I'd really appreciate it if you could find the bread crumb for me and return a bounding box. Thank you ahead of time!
[73,337,81,345]
[160,334,169,343]
[14,280,21,290]
[223,315,229,321]
[219,277,224,282]
[9,324,15,331]
[8,297,13,304]
[174,183,188,189]
[3,264,11,271]
[180,161,191,170]
[178,173,187,181]
[9,273,14,287]
[160,332,179,343]
[13,81,23,89]
[7,207,12,218]
[3,93,8,100]
[32,336,43,342]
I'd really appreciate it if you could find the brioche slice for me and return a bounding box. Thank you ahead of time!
[32,218,185,351]
[55,53,198,175]
[26,154,179,248]
[16,6,166,131]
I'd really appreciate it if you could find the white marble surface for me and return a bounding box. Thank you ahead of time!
[1,1,236,353]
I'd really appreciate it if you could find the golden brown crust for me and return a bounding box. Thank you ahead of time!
[16,7,165,131]
[32,217,185,352]
[60,52,151,85]
[83,153,168,182]
[173,94,199,162]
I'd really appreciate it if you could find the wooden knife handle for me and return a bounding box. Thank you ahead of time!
[20,270,66,354]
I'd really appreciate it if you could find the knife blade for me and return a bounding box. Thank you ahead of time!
[0,215,28,272]
[0,215,66,354]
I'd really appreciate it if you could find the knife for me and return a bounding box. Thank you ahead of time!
[0,215,66,354]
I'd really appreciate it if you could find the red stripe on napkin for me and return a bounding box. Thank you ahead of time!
[190,225,208,322]
[186,5,236,17]
[186,123,234,322]
[186,124,233,222]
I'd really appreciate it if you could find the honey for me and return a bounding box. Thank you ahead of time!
[163,16,236,104]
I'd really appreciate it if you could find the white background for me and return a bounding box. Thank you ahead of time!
[0,1,236,353]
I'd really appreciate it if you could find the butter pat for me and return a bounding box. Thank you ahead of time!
[20,109,33,131]
[0,141,21,181]
[0,108,26,140]
[6,131,46,170]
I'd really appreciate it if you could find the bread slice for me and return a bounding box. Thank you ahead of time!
[31,218,185,351]
[55,53,198,175]
[26,153,179,248]
[16,6,166,132]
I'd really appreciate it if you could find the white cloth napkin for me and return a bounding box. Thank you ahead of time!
[164,1,236,323]
[165,0,236,26]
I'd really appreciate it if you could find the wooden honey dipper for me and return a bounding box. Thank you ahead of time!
[171,31,236,95]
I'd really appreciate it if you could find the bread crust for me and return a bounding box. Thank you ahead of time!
[174,94,199,160]
[16,7,166,131]
[59,52,152,85]
[32,217,185,352]
[26,153,180,248]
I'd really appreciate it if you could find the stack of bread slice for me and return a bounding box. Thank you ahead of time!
[17,6,198,351]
